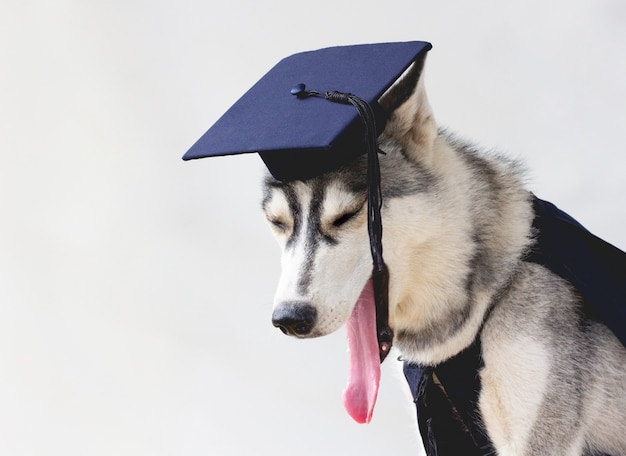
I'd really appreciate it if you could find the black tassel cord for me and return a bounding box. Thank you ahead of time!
[292,85,393,362]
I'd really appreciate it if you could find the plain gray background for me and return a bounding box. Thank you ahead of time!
[1,0,624,454]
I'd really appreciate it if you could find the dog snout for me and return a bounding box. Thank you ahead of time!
[272,302,317,337]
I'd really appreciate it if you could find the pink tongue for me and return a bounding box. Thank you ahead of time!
[343,278,380,424]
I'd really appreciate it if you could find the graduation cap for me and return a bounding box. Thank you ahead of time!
[183,41,431,180]
[184,41,433,362]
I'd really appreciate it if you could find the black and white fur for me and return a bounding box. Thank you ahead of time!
[262,55,626,455]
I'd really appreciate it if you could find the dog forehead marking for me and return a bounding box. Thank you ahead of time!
[264,187,291,222]
[322,181,366,218]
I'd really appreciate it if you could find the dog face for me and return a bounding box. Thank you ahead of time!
[262,168,373,337]
[263,55,441,339]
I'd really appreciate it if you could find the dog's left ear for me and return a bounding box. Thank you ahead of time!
[379,54,437,161]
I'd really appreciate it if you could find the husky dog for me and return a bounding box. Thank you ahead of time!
[262,55,626,455]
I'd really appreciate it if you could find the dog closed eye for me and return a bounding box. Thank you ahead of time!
[269,218,288,231]
[332,208,362,228]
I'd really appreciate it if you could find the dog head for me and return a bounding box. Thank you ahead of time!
[263,53,440,339]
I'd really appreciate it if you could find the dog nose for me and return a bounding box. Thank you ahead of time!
[272,303,317,336]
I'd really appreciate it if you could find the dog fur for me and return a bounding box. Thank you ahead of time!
[262,55,626,455]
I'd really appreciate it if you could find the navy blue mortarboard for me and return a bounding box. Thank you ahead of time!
[184,41,432,362]
[183,41,432,182]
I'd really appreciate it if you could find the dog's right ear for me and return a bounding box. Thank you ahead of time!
[379,54,437,163]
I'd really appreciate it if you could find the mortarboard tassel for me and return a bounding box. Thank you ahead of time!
[292,85,393,363]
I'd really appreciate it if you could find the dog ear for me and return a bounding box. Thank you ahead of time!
[379,54,437,161]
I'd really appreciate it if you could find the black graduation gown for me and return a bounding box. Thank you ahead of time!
[403,196,626,456]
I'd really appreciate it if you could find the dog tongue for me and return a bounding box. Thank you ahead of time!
[343,278,380,424]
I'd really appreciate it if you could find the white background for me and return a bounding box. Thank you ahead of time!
[1,1,624,455]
